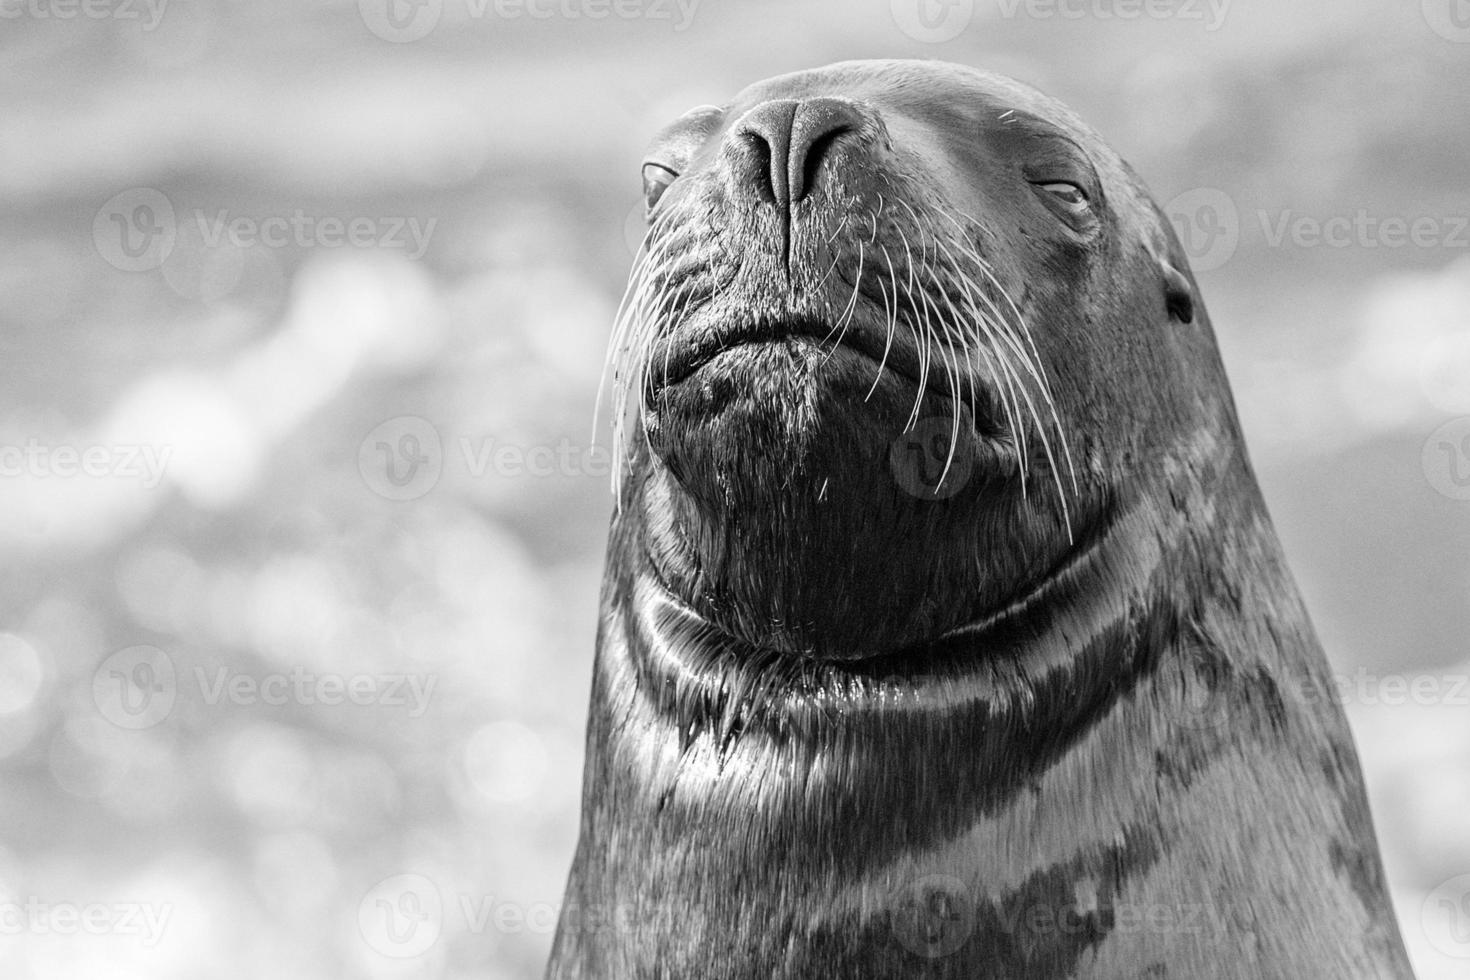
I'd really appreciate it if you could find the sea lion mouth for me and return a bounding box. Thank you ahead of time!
[651,314,931,392]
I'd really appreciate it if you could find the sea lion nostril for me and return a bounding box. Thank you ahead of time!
[789,97,866,202]
[732,99,798,206]
[731,97,866,206]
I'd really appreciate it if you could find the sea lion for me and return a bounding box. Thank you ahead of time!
[547,60,1415,979]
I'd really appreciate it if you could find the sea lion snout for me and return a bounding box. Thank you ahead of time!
[725,97,874,207]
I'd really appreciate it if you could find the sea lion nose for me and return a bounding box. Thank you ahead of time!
[730,97,866,206]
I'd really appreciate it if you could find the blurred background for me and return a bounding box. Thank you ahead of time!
[1,0,1468,976]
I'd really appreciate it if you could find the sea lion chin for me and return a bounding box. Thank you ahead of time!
[549,59,1416,980]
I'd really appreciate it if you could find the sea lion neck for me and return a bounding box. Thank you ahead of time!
[628,441,1075,660]
[625,464,1159,673]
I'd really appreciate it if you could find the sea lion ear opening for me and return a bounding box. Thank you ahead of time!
[1143,194,1196,325]
[1162,261,1195,324]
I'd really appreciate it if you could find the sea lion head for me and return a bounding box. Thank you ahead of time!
[607,59,1238,661]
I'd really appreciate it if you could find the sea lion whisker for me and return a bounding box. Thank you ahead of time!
[926,221,1066,516]
[971,259,1081,498]
[865,268,895,402]
[936,207,1080,501]
[930,206,1051,392]
[952,253,1077,528]
[597,219,670,452]
[952,275,1062,510]
[864,244,903,402]
[926,229,1034,492]
[823,209,852,246]
[868,195,883,245]
[905,220,968,460]
[616,228,687,482]
[893,222,934,430]
[607,275,659,487]
[914,205,981,433]
[821,236,867,364]
[918,209,982,431]
[658,282,700,394]
[939,280,1020,490]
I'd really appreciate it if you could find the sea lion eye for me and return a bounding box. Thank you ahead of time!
[642,163,679,216]
[1037,181,1088,208]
